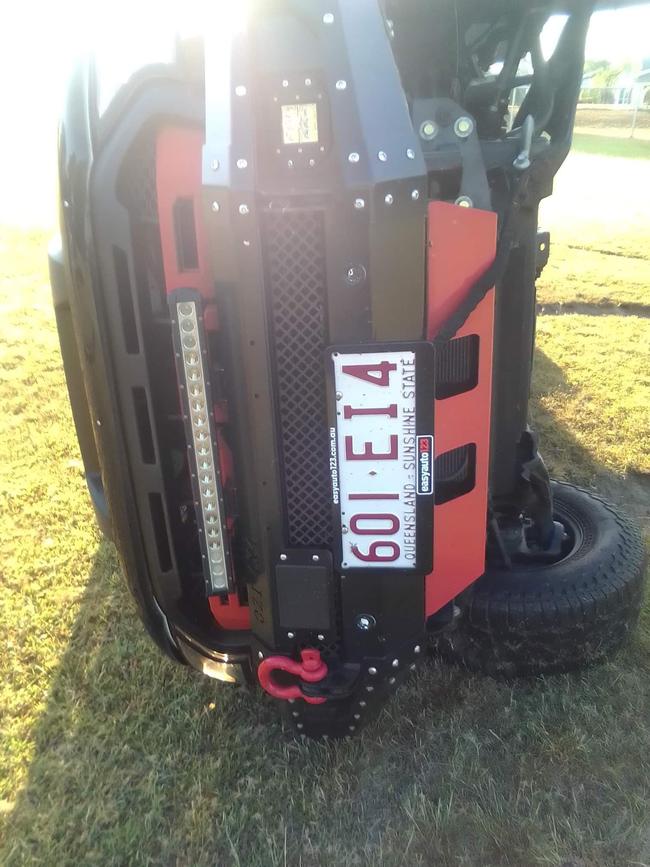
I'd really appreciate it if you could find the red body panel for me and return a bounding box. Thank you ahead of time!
[156,127,250,631]
[425,202,497,616]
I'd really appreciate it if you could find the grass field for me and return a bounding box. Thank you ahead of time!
[572,133,650,160]
[0,151,649,866]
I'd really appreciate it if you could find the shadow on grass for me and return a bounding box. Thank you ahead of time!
[1,348,649,867]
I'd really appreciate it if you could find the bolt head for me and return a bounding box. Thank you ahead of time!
[414,645,421,654]
[455,196,473,208]
[297,723,304,730]
[388,677,396,685]
[354,713,361,720]
[238,204,250,216]
[292,711,299,717]
[366,685,374,692]
[323,12,334,24]
[287,632,295,639]
[356,614,376,632]
[305,77,312,86]
[392,658,399,668]
[354,197,365,210]
[335,79,347,91]
[235,85,247,97]
[359,701,367,707]
[378,150,388,162]
[211,159,220,171]
[282,79,289,88]
[349,725,356,731]
[236,158,248,169]
[454,116,474,138]
[211,201,220,212]
[406,147,416,159]
[411,189,420,201]
[280,553,288,561]
[258,651,264,659]
[420,120,438,141]
[312,554,320,563]
[317,633,325,641]
[368,666,377,676]
[384,193,394,205]
[348,152,360,164]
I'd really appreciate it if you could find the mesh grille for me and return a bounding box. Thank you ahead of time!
[263,209,333,548]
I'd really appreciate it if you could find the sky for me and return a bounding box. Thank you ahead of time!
[0,0,648,226]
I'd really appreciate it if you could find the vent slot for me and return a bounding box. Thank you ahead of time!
[435,334,479,400]
[133,387,156,464]
[173,198,199,271]
[148,493,173,572]
[434,444,476,505]
[113,246,140,354]
[263,209,333,548]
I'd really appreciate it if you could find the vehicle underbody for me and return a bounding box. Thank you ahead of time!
[51,0,646,737]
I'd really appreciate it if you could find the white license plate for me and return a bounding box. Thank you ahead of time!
[328,347,434,571]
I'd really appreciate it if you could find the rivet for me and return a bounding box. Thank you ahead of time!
[312,555,320,562]
[297,723,304,729]
[292,711,299,717]
[377,150,388,162]
[384,193,394,205]
[282,79,289,88]
[368,667,377,676]
[392,659,399,668]
[354,198,365,210]
[63,199,70,208]
[287,632,295,639]
[359,701,367,707]
[406,148,416,159]
[305,77,312,86]
[280,553,288,561]
[323,12,334,24]
[414,645,421,654]
[287,159,294,168]
[336,391,343,400]
[243,240,251,247]
[420,120,438,141]
[348,152,360,164]
[455,195,473,208]
[211,159,220,171]
[349,725,356,731]
[388,677,396,685]
[335,79,347,91]
[411,189,420,201]
[235,85,247,97]
[454,116,474,138]
[236,158,248,169]
[211,201,220,212]
[258,651,264,659]
[238,204,250,216]
[354,713,361,720]
[366,685,374,692]
[288,698,295,704]
[317,633,325,641]
[410,663,417,671]
[309,158,316,167]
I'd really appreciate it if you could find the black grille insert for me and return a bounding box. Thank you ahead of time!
[263,209,333,548]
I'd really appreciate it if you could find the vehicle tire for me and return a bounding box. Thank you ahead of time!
[438,482,647,676]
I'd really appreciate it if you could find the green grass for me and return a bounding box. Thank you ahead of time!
[572,133,650,160]
[0,174,649,867]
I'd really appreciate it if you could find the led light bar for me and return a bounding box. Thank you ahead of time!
[171,294,232,594]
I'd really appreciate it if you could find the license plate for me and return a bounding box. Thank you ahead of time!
[327,343,434,573]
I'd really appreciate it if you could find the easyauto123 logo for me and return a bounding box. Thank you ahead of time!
[416,435,434,495]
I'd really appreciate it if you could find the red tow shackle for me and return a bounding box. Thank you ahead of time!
[257,649,328,704]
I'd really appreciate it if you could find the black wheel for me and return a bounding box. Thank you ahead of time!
[439,482,647,676]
